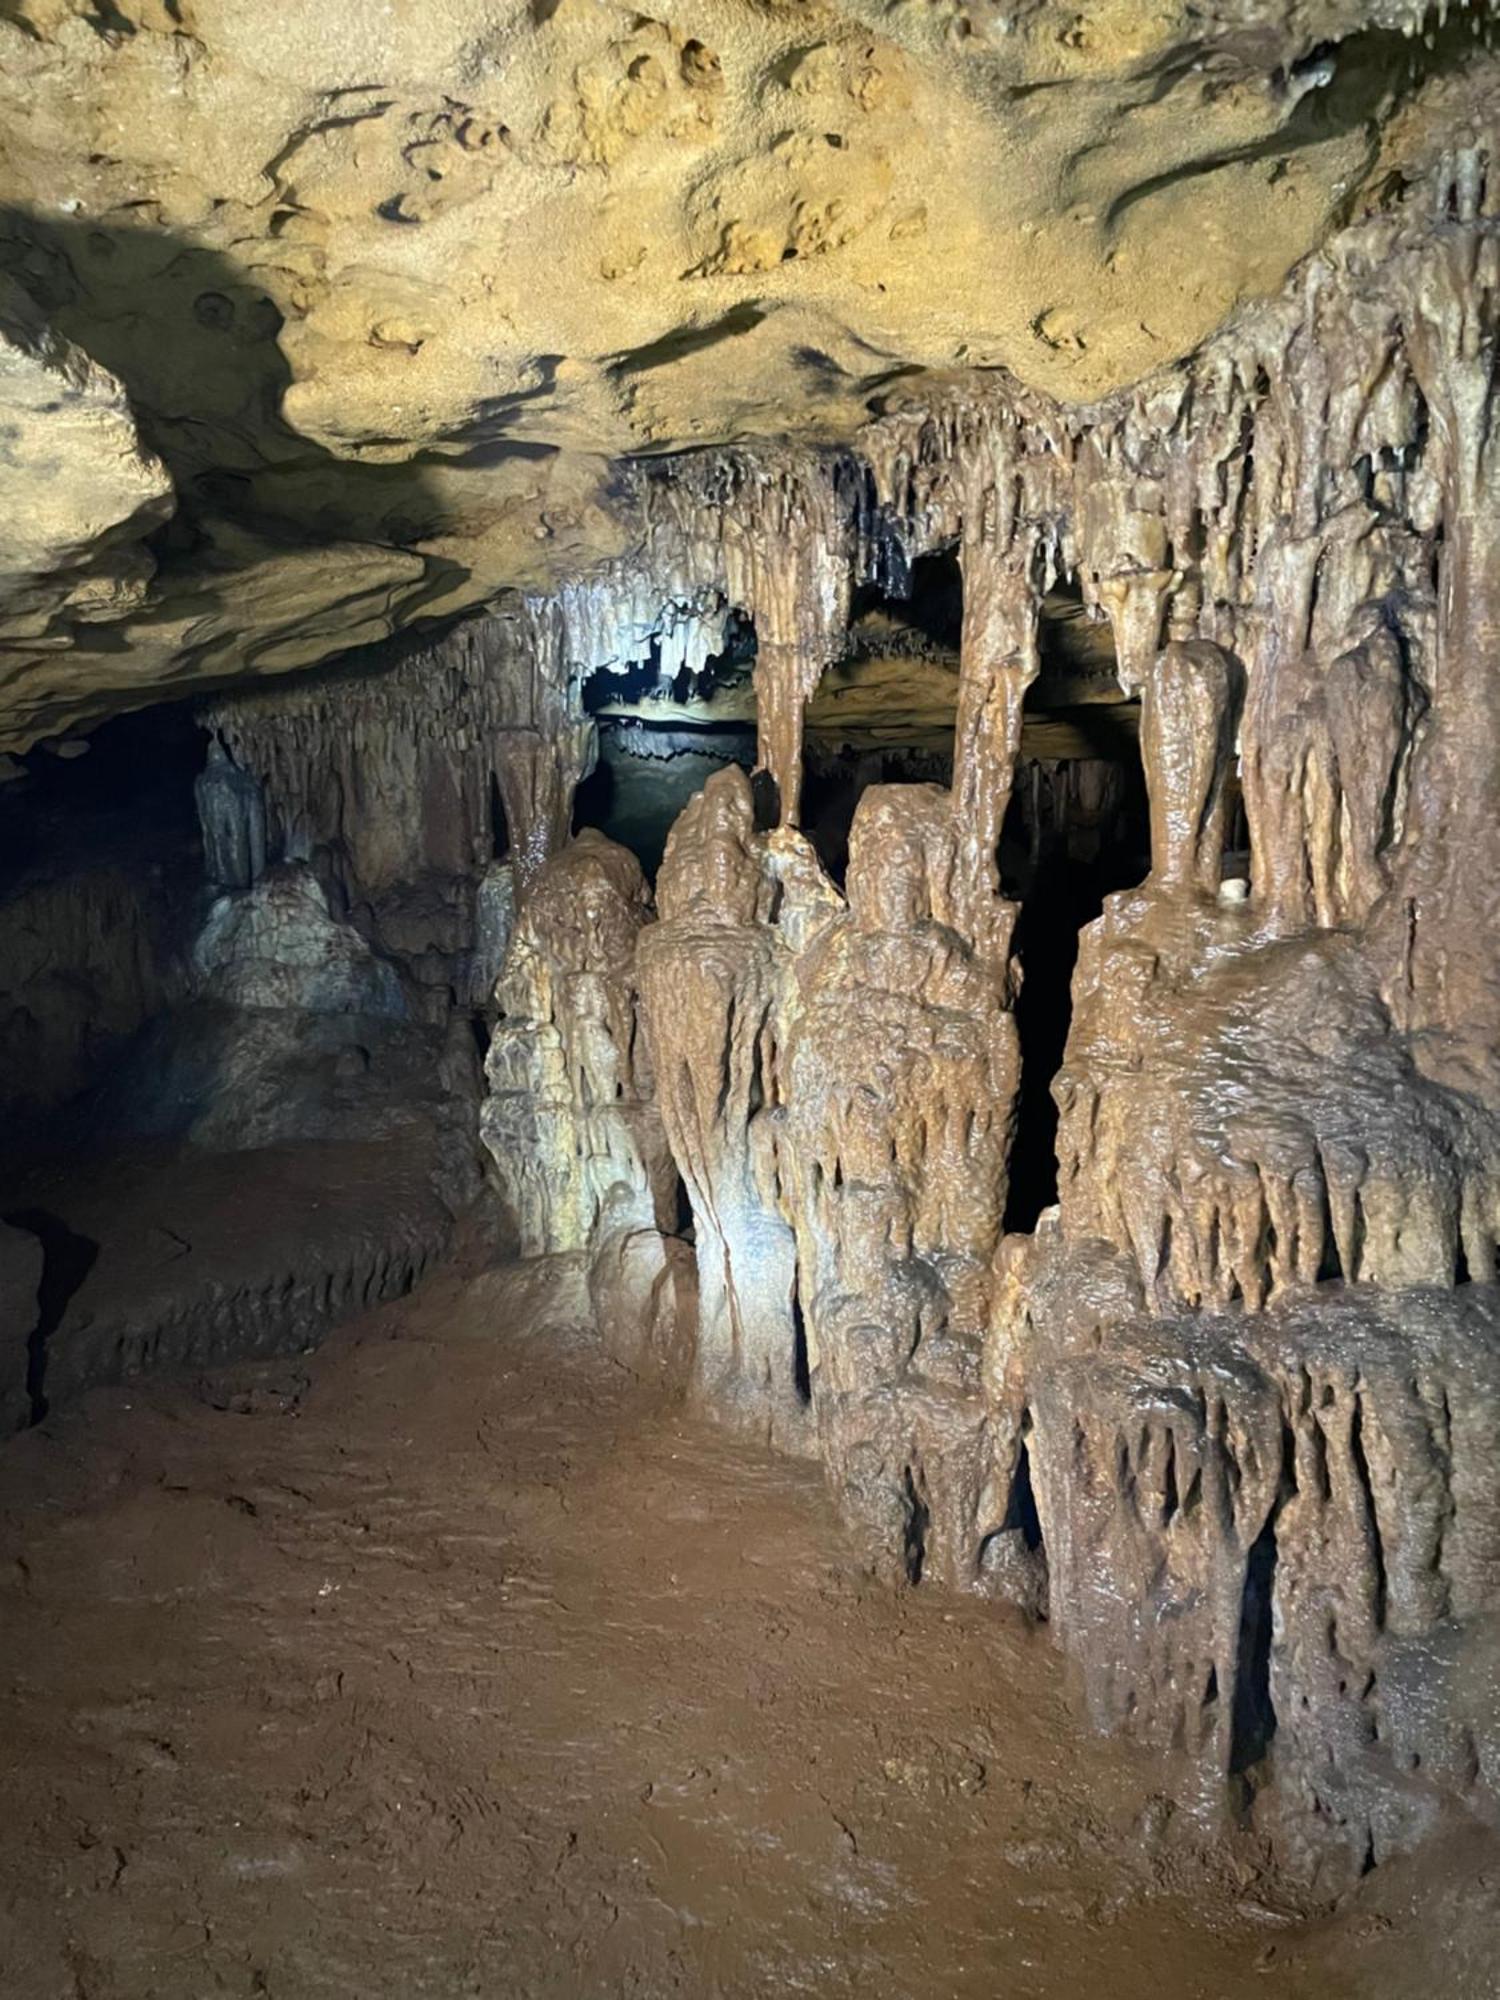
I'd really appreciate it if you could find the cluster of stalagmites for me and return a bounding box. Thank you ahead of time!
[196,140,1500,1885]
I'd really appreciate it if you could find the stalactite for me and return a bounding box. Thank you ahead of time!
[194,737,268,892]
[640,451,868,825]
[949,527,1037,966]
[202,614,532,906]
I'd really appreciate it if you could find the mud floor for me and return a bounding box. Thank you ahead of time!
[0,1258,1495,2000]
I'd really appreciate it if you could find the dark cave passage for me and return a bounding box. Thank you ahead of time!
[0,701,208,1154]
[1001,779,1150,1229]
[0,698,204,903]
[575,622,758,878]
[1001,602,1151,1234]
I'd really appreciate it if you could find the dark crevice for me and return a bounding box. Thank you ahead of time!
[3,1209,100,1423]
[1162,1437,1181,1526]
[1348,1390,1388,1631]
[1230,1421,1294,1789]
[1229,1510,1280,1780]
[1003,1427,1044,1553]
[902,1467,929,1585]
[791,1283,811,1403]
[978,1422,1049,1618]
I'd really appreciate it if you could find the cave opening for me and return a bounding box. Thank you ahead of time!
[574,618,758,878]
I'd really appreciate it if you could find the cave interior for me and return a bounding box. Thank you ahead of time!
[2,8,1500,1994]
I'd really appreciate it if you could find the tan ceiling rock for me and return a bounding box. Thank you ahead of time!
[0,0,1483,744]
[0,272,172,649]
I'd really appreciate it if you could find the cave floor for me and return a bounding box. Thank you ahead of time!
[0,1255,1491,1999]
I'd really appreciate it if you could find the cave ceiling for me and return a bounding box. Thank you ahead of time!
[0,0,1491,748]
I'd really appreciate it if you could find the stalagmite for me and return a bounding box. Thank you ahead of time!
[949,529,1038,961]
[778,783,1021,1582]
[635,766,806,1443]
[1139,637,1242,898]
[481,831,676,1257]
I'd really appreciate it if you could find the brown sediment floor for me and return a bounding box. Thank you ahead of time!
[0,1258,1493,2000]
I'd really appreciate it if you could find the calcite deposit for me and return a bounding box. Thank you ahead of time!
[3,0,1500,1916]
[319,125,1498,1887]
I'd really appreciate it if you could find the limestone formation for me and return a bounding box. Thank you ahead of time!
[778,783,1021,1576]
[190,866,407,1018]
[0,273,172,681]
[1006,1230,1500,1882]
[460,129,1500,1889]
[4,9,1500,1917]
[481,830,676,1257]
[194,738,268,893]
[636,765,808,1442]
[4,0,1449,742]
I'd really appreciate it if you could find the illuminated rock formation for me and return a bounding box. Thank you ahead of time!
[6,96,1485,1893]
[778,782,1021,1582]
[1003,1230,1500,1882]
[481,830,676,1258]
[635,765,807,1443]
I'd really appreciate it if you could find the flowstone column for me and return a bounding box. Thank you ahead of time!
[1139,634,1243,899]
[194,737,268,892]
[635,767,807,1447]
[481,831,677,1257]
[778,785,1021,1585]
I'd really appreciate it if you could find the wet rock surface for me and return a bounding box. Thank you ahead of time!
[0,1143,457,1431]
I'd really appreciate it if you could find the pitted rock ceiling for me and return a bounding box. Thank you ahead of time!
[0,0,1493,745]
